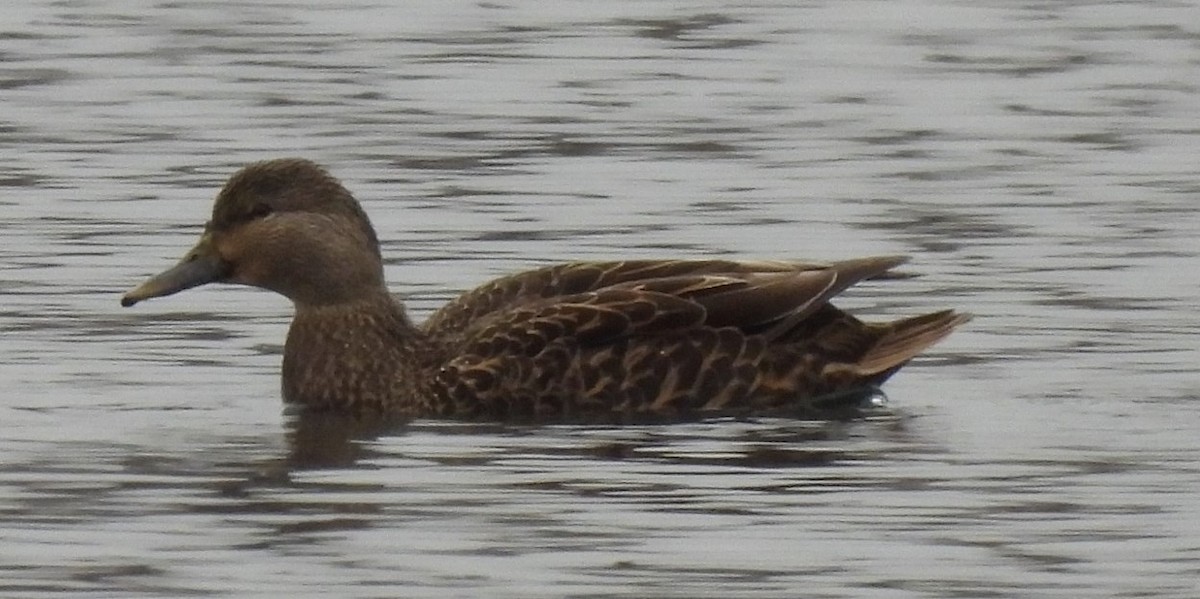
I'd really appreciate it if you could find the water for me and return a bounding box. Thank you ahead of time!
[2,0,1199,597]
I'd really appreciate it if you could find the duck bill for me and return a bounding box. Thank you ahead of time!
[121,234,229,307]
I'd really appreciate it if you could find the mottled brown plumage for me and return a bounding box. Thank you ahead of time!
[122,158,970,422]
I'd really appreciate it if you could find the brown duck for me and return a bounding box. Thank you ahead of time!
[122,158,970,422]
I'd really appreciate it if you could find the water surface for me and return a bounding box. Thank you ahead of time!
[2,1,1199,597]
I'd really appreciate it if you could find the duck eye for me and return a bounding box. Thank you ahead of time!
[247,202,273,220]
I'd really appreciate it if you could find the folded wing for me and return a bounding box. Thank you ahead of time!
[424,256,968,421]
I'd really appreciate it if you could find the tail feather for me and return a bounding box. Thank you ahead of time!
[854,309,972,376]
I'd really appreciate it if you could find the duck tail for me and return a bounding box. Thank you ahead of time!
[854,309,972,377]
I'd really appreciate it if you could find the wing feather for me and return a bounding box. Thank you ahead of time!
[426,254,963,421]
[421,258,904,339]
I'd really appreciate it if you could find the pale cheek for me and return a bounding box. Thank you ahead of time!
[215,235,264,286]
[216,226,297,291]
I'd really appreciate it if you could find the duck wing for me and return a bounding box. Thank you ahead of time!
[421,257,908,340]
[427,256,957,421]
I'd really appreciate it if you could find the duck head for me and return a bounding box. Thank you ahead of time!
[122,158,385,308]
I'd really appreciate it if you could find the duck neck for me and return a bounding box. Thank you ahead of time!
[282,290,434,414]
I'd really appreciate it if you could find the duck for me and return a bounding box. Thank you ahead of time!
[121,158,970,423]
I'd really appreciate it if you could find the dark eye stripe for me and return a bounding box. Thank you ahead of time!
[247,203,273,220]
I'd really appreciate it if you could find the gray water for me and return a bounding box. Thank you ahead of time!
[2,0,1199,597]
